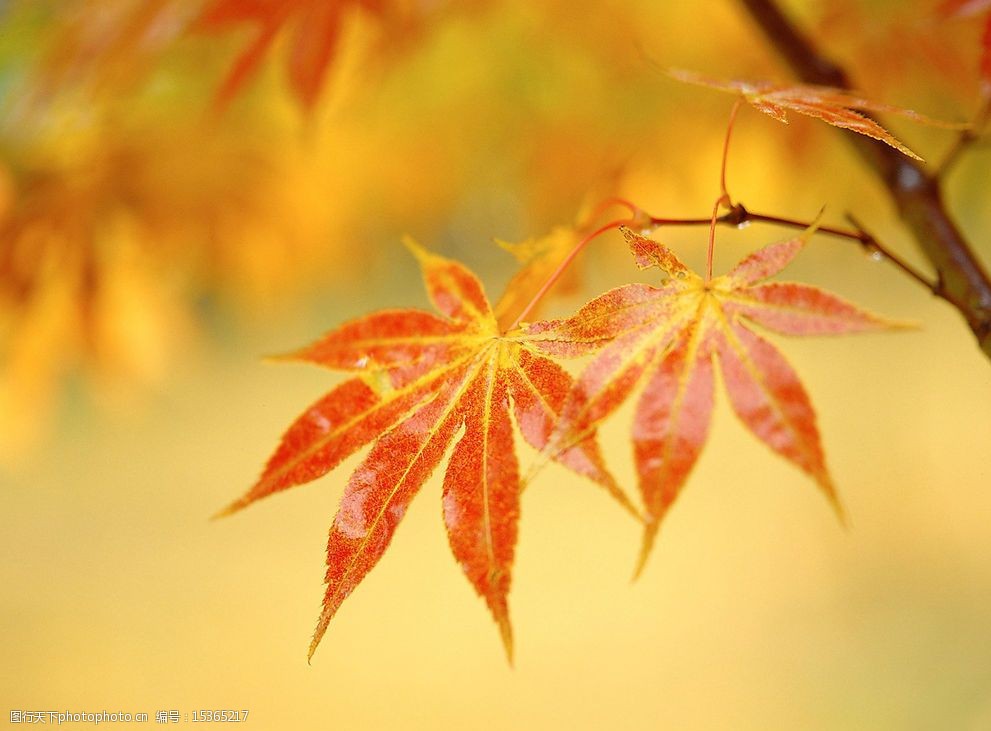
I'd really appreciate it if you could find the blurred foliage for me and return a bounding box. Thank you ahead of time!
[0,0,987,460]
[2,4,991,730]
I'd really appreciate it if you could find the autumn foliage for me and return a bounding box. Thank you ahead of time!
[667,68,968,160]
[197,0,388,111]
[220,179,921,659]
[3,0,990,666]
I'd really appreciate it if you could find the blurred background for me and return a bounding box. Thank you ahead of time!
[2,0,990,728]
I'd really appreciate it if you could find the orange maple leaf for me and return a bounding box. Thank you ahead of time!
[527,223,908,574]
[218,239,633,662]
[197,0,386,111]
[668,68,967,160]
[34,0,195,98]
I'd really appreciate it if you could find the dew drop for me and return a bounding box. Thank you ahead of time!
[736,220,751,230]
[869,250,885,263]
[355,356,369,368]
[897,164,924,191]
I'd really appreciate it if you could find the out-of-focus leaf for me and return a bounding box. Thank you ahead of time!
[940,0,991,90]
[669,68,968,160]
[196,0,387,111]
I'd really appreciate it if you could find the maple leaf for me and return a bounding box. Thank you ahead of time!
[218,239,633,662]
[527,223,908,574]
[668,68,968,160]
[197,0,386,111]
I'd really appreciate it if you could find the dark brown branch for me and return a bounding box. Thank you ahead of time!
[738,0,991,360]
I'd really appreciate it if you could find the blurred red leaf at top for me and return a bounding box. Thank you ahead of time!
[526,223,908,576]
[940,0,991,89]
[940,0,991,15]
[668,68,968,160]
[218,239,633,663]
[33,0,196,98]
[197,0,387,111]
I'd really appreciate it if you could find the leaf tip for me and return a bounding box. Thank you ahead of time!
[665,67,708,88]
[493,237,527,262]
[620,226,655,271]
[887,318,923,331]
[308,616,330,664]
[857,310,922,332]
[497,614,514,667]
[210,499,244,521]
[808,206,826,235]
[401,234,430,262]
[261,350,302,365]
[631,523,660,582]
[827,485,849,531]
[814,470,848,529]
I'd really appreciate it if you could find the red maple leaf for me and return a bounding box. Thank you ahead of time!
[940,0,991,90]
[218,240,633,661]
[668,68,967,160]
[527,224,908,573]
[197,0,386,111]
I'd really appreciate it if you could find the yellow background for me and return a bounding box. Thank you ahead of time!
[2,1,991,728]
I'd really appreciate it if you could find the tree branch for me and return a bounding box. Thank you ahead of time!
[738,0,991,361]
[646,203,956,307]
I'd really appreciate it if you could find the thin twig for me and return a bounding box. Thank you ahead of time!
[581,196,640,226]
[720,98,743,203]
[645,202,960,305]
[841,213,960,305]
[507,217,633,331]
[936,95,991,177]
[706,98,744,282]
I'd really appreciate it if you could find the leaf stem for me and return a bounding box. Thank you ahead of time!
[507,217,632,331]
[582,196,640,225]
[720,98,743,203]
[705,98,743,284]
[705,197,722,283]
